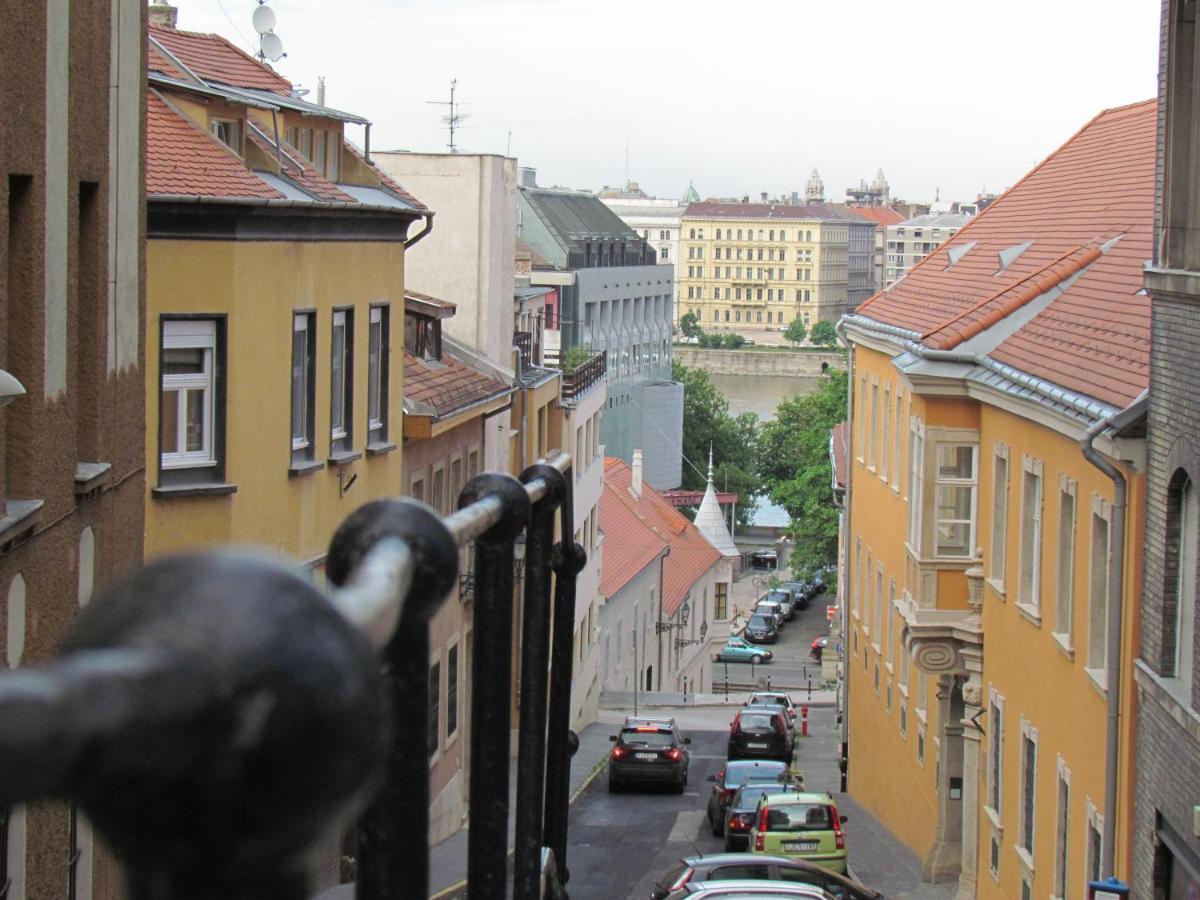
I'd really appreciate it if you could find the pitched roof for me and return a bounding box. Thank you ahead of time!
[244,122,357,203]
[835,205,906,227]
[683,201,858,221]
[853,99,1157,410]
[150,24,293,95]
[520,188,641,242]
[693,455,739,558]
[601,458,722,612]
[403,352,511,418]
[146,91,283,199]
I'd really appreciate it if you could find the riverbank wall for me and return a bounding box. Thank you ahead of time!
[673,347,845,377]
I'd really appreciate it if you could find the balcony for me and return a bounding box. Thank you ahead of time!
[560,350,607,404]
[514,330,534,370]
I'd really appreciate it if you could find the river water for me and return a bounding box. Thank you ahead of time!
[707,373,822,527]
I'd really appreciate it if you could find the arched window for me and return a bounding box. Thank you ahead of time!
[1166,471,1197,688]
[716,228,723,240]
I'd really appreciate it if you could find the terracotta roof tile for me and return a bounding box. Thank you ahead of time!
[683,201,857,221]
[150,24,293,95]
[601,458,722,613]
[244,123,357,203]
[854,99,1157,409]
[148,44,189,81]
[832,205,906,226]
[146,91,283,200]
[403,353,510,417]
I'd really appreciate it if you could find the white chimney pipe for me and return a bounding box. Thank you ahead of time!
[631,449,644,499]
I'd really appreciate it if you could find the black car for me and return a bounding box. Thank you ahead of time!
[705,759,789,836]
[723,783,795,851]
[651,854,882,900]
[608,717,691,793]
[779,581,812,611]
[728,708,793,763]
[742,613,778,644]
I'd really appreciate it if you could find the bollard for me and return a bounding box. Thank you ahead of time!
[800,704,809,738]
[807,676,812,700]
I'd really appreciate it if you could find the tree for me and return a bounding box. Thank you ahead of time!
[757,368,848,570]
[679,311,702,340]
[722,333,746,349]
[671,359,761,527]
[809,320,839,348]
[783,318,807,347]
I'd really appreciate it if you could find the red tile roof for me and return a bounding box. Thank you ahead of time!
[854,99,1157,409]
[836,205,906,226]
[148,44,190,81]
[146,91,283,200]
[244,123,357,203]
[601,458,722,613]
[150,25,293,95]
[403,353,510,418]
[683,201,857,221]
[343,144,429,211]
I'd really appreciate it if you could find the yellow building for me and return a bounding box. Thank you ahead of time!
[677,201,852,331]
[144,19,431,573]
[841,99,1156,898]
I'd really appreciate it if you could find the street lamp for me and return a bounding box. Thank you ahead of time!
[674,620,708,652]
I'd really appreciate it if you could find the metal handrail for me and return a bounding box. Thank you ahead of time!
[0,450,584,900]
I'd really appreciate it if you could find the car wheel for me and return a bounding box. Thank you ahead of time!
[608,777,620,794]
[712,820,724,837]
[751,654,763,664]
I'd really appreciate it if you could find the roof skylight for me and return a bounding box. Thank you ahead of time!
[995,240,1034,274]
[945,240,977,268]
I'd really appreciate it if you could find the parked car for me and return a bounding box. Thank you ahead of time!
[728,708,794,764]
[748,691,798,723]
[608,717,691,793]
[778,582,812,611]
[764,589,796,619]
[715,637,773,664]
[749,792,848,874]
[650,853,881,900]
[665,880,834,900]
[743,613,779,644]
[725,784,796,850]
[705,760,790,837]
[753,601,786,629]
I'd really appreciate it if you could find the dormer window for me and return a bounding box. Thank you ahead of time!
[210,118,241,154]
[406,314,442,362]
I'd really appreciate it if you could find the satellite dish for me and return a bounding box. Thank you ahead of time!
[251,4,276,35]
[260,32,285,62]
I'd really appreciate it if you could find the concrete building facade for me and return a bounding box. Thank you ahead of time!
[884,212,973,286]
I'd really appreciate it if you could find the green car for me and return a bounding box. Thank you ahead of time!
[714,637,773,664]
[749,791,848,874]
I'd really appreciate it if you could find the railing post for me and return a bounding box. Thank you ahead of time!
[513,463,567,900]
[326,499,459,900]
[463,474,531,900]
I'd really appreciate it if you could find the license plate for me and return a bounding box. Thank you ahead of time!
[635,752,658,760]
[747,742,769,749]
[783,841,819,852]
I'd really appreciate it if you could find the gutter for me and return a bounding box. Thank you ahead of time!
[405,212,434,249]
[834,317,855,792]
[149,192,425,216]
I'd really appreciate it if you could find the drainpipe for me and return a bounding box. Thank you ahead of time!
[834,318,854,792]
[1080,414,1127,880]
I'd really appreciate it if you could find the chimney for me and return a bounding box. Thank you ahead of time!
[317,76,326,107]
[631,449,644,500]
[760,191,768,202]
[148,2,178,28]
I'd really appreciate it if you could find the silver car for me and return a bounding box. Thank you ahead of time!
[666,881,835,900]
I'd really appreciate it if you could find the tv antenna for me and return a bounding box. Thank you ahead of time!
[426,79,471,153]
[252,1,286,63]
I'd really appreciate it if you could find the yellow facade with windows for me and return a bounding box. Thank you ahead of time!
[676,208,850,332]
[844,336,1143,897]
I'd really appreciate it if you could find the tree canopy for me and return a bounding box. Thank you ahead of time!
[679,311,702,340]
[783,318,807,347]
[809,320,839,348]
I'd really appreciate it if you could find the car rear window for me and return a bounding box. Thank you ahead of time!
[748,615,773,628]
[738,712,779,731]
[732,784,791,810]
[726,761,787,785]
[706,863,772,881]
[620,728,674,748]
[764,803,834,831]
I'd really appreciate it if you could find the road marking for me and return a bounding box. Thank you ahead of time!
[668,810,706,844]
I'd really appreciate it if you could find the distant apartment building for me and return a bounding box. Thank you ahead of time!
[839,205,905,303]
[598,181,694,319]
[518,174,682,490]
[677,202,857,330]
[884,212,973,285]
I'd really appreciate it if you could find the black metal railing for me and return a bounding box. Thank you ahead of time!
[0,451,585,900]
[514,331,533,371]
[560,350,607,403]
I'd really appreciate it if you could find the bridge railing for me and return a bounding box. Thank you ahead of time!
[0,451,585,900]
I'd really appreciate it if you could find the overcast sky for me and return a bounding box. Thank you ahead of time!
[177,0,1161,204]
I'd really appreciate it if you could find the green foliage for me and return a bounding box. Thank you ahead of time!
[679,311,702,340]
[561,343,594,371]
[783,318,807,347]
[757,368,848,571]
[722,333,747,349]
[809,320,839,348]
[671,359,761,527]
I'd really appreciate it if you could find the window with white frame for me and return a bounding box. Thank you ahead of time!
[881,384,891,482]
[988,689,1004,815]
[330,309,354,453]
[934,443,977,558]
[160,319,218,473]
[367,305,389,443]
[1017,719,1038,862]
[893,391,905,494]
[1085,798,1103,885]
[1054,756,1071,899]
[865,549,874,636]
[874,565,884,646]
[1169,473,1197,692]
[1017,458,1044,616]
[887,578,896,665]
[853,538,862,619]
[990,444,1010,588]
[446,642,459,740]
[869,381,879,470]
[1055,477,1077,647]
[1087,500,1112,678]
[291,312,316,465]
[908,419,926,551]
[209,118,241,153]
[428,658,441,760]
[856,374,867,462]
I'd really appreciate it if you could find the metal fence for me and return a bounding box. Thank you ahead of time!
[0,452,585,900]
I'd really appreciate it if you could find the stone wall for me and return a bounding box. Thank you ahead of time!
[673,347,845,377]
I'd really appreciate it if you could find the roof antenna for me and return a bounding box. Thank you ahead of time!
[426,79,470,154]
[252,1,286,63]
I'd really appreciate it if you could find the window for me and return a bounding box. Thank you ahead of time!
[410,472,425,503]
[330,309,353,453]
[874,565,884,644]
[988,689,1004,814]
[1168,473,1197,689]
[934,444,977,558]
[291,312,316,464]
[431,463,446,516]
[1018,720,1037,859]
[367,305,389,444]
[715,582,728,619]
[313,130,327,176]
[446,643,459,739]
[428,660,441,759]
[917,725,926,765]
[160,319,218,472]
[853,538,862,619]
[991,445,1010,588]
[1055,478,1077,647]
[1085,799,1103,885]
[907,420,926,551]
[299,128,312,159]
[881,385,891,482]
[1054,757,1071,899]
[1017,459,1044,615]
[1087,501,1112,677]
[893,392,904,493]
[210,118,241,153]
[868,382,878,469]
[887,579,896,664]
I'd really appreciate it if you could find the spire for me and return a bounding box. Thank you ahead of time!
[694,450,739,558]
[707,444,714,485]
[805,167,825,203]
[682,181,700,204]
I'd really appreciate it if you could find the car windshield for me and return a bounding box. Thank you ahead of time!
[748,615,772,628]
[749,698,786,712]
[620,729,674,748]
[725,761,787,786]
[738,713,778,732]
[732,784,791,811]
[764,803,834,831]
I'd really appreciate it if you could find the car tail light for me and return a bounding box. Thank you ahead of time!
[668,869,692,892]
[611,745,627,759]
[754,807,768,850]
[728,813,750,832]
[731,714,741,735]
[665,747,682,761]
[720,788,735,805]
[831,804,845,850]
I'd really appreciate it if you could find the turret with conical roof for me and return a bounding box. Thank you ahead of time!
[693,448,740,558]
[805,167,825,203]
[682,181,700,204]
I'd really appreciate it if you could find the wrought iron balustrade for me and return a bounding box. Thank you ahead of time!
[0,452,586,900]
[513,330,533,371]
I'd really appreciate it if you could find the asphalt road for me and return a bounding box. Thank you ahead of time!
[717,592,838,689]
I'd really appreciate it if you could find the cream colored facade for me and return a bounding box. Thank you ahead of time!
[677,208,852,330]
[884,213,971,286]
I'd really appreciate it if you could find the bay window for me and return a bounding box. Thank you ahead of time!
[934,443,977,558]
